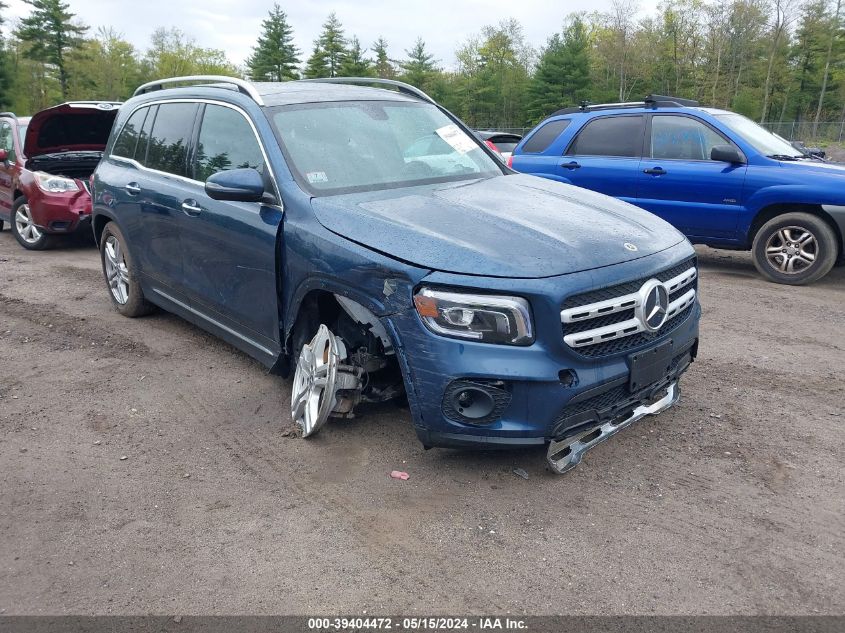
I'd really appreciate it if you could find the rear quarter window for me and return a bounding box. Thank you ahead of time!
[112,108,148,159]
[521,119,571,153]
[566,116,644,158]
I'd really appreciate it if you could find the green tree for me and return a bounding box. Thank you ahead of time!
[0,0,11,108]
[400,38,439,90]
[372,36,395,78]
[15,0,87,99]
[143,27,238,79]
[247,3,300,81]
[338,36,372,76]
[66,27,143,100]
[527,17,591,121]
[304,12,347,78]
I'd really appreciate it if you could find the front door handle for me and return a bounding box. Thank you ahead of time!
[125,182,141,195]
[643,167,667,175]
[181,200,203,216]
[561,161,581,170]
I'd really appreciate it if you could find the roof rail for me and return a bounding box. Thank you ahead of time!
[0,111,17,120]
[550,94,700,117]
[133,76,264,106]
[297,77,436,104]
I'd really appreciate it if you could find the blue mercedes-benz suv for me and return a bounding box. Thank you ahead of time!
[92,77,700,473]
[511,95,845,285]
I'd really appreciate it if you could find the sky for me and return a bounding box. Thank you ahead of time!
[4,0,618,70]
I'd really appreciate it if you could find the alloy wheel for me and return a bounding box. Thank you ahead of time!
[14,204,42,244]
[104,235,130,305]
[291,325,339,437]
[764,226,817,274]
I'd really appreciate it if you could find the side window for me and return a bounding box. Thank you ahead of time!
[193,104,265,182]
[522,119,571,153]
[651,115,730,161]
[145,103,198,177]
[0,121,15,161]
[112,107,148,159]
[134,105,156,165]
[566,116,644,158]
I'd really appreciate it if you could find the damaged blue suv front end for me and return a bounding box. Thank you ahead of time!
[95,77,700,474]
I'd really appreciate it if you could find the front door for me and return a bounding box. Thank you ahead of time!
[176,103,282,350]
[636,114,747,241]
[0,120,16,221]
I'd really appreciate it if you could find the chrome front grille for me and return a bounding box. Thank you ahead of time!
[560,258,697,357]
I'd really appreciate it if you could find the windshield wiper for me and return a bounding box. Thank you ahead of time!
[767,154,804,161]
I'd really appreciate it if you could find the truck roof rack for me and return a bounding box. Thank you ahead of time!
[551,94,700,117]
[133,75,265,106]
[297,77,436,105]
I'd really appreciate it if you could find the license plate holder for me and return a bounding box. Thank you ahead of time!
[628,340,674,392]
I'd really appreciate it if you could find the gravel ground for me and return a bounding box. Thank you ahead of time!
[0,229,843,615]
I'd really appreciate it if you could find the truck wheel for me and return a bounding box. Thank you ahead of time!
[752,213,838,285]
[11,197,53,250]
[99,222,154,317]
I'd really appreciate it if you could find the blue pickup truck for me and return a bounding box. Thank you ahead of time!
[511,96,845,285]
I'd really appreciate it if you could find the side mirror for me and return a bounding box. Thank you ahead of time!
[0,149,8,163]
[205,168,265,203]
[710,145,744,164]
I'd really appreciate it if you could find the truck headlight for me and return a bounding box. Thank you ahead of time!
[413,287,534,345]
[34,171,79,193]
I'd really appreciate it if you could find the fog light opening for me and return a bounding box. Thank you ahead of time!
[452,388,495,420]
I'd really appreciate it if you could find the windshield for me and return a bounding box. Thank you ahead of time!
[715,113,803,158]
[269,101,502,195]
[18,124,27,150]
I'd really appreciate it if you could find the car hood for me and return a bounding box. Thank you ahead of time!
[24,102,120,157]
[778,158,845,176]
[310,174,687,278]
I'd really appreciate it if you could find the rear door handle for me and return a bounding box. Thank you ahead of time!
[561,161,581,170]
[643,167,667,175]
[125,182,141,195]
[181,199,203,216]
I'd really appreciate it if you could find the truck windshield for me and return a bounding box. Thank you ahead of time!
[269,100,502,195]
[714,113,804,159]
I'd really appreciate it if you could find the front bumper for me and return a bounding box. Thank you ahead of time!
[383,245,701,452]
[27,188,93,234]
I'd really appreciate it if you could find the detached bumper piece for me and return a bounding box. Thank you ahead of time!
[546,382,679,474]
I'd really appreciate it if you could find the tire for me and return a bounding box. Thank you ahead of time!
[99,222,155,317]
[751,212,838,285]
[11,197,53,250]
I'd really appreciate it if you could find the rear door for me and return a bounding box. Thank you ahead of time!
[636,114,747,240]
[131,102,199,295]
[557,115,645,202]
[176,102,282,351]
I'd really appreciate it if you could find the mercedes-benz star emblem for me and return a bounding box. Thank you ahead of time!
[636,279,670,332]
[624,242,638,252]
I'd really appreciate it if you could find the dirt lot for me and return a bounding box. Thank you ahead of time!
[0,229,843,616]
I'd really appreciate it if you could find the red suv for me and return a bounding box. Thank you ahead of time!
[0,102,120,249]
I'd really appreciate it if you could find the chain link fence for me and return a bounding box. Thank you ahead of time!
[761,121,845,143]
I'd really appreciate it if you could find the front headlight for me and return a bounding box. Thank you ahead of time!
[34,171,79,193]
[413,287,534,346]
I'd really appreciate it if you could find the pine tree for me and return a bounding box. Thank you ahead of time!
[338,36,372,77]
[400,38,438,89]
[304,12,347,78]
[0,1,10,108]
[526,18,591,122]
[247,3,300,82]
[16,0,87,99]
[372,36,395,78]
